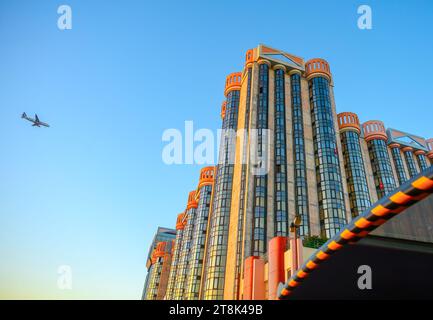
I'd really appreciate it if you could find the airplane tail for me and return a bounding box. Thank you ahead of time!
[21,112,27,118]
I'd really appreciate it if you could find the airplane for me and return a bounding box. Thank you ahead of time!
[21,112,50,127]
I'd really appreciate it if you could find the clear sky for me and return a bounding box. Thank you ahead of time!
[0,0,432,299]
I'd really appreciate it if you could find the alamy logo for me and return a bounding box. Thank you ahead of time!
[161,121,271,175]
[357,265,372,290]
[57,265,72,290]
[57,5,72,30]
[357,5,373,30]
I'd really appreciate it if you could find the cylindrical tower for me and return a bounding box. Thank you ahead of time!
[184,167,215,300]
[415,150,429,171]
[251,59,271,255]
[233,51,255,299]
[273,64,289,237]
[337,112,371,217]
[362,120,396,199]
[145,241,172,300]
[164,212,187,299]
[156,240,174,299]
[402,146,419,178]
[389,143,409,185]
[173,191,198,299]
[203,72,241,300]
[290,69,310,236]
[306,58,347,238]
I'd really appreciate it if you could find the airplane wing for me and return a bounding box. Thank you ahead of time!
[35,114,40,122]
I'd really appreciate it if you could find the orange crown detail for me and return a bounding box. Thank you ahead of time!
[221,101,226,120]
[198,166,215,189]
[175,212,187,230]
[305,58,331,80]
[245,49,254,66]
[362,120,387,142]
[224,72,242,96]
[337,112,360,133]
[187,191,198,210]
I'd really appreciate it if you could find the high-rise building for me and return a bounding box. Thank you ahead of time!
[144,44,432,300]
[142,227,176,300]
[164,166,216,300]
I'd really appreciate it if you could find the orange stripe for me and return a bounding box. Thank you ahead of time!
[297,270,308,279]
[281,288,290,296]
[306,260,318,270]
[355,217,372,229]
[341,229,356,240]
[289,280,299,287]
[371,205,391,217]
[412,177,433,191]
[316,250,330,260]
[389,191,413,204]
[328,241,342,251]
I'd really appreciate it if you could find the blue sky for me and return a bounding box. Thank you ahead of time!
[0,0,432,299]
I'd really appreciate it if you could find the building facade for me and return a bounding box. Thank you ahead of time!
[143,240,174,300]
[141,227,176,300]
[142,44,433,300]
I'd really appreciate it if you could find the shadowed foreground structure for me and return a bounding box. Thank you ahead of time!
[278,167,433,299]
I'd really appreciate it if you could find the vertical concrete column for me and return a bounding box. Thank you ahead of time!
[289,237,303,275]
[252,258,265,300]
[243,256,265,300]
[268,236,287,300]
[243,256,257,300]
